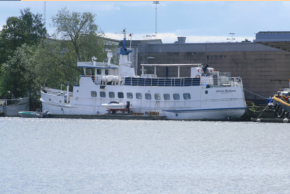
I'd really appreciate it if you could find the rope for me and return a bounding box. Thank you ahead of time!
[257,105,270,119]
[243,88,268,99]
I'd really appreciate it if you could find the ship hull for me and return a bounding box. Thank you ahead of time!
[41,83,246,120]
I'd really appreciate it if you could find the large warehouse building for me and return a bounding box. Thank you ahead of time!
[136,32,290,104]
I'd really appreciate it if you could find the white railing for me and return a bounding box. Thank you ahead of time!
[81,74,243,88]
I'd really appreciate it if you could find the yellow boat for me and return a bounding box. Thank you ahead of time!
[272,90,290,118]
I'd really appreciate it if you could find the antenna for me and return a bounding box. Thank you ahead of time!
[115,28,133,56]
[227,33,235,42]
[153,1,159,38]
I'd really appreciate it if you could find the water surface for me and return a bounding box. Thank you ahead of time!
[1,118,290,193]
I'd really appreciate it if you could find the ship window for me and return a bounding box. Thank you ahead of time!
[91,91,97,97]
[173,93,180,100]
[109,92,115,98]
[86,68,92,75]
[97,69,101,75]
[183,93,191,100]
[118,92,124,98]
[136,93,142,99]
[164,94,170,100]
[100,91,106,98]
[154,93,161,100]
[145,93,151,100]
[127,92,133,99]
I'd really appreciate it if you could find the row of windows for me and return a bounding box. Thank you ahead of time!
[91,91,191,100]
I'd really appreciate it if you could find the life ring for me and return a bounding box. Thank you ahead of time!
[195,75,200,78]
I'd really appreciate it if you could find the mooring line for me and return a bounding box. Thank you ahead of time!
[243,88,268,99]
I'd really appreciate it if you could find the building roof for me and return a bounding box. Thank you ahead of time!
[118,39,162,47]
[254,31,290,52]
[138,42,281,53]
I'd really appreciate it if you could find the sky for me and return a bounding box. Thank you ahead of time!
[1,1,290,43]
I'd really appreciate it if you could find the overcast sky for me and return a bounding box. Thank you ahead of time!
[1,1,290,43]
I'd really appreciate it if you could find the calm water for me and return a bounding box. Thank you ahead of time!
[1,118,290,194]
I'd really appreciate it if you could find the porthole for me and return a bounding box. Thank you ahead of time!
[205,90,208,94]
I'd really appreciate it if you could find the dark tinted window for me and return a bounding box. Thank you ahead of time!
[136,93,142,99]
[145,93,151,100]
[91,91,97,97]
[173,93,180,100]
[164,94,170,100]
[118,92,124,98]
[109,92,115,98]
[100,91,106,98]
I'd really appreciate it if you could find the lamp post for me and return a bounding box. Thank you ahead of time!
[153,1,159,38]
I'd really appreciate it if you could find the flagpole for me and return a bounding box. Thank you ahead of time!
[129,34,133,62]
[129,34,132,50]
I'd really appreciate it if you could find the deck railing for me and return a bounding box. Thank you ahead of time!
[124,76,243,87]
[80,74,243,88]
[124,77,201,87]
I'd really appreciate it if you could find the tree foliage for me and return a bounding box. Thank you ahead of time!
[0,44,36,98]
[0,8,46,98]
[0,8,46,65]
[52,8,105,62]
[33,38,82,90]
[0,17,29,65]
[20,8,47,45]
[0,7,106,108]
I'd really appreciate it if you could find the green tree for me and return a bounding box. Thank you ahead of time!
[0,44,36,98]
[52,7,105,62]
[0,8,46,65]
[20,8,47,45]
[0,8,46,98]
[32,8,106,90]
[33,38,82,90]
[0,17,29,65]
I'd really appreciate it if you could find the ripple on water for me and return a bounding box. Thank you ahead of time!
[1,118,290,193]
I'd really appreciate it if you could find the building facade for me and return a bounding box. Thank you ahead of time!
[137,34,290,104]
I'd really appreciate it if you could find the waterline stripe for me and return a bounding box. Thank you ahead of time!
[163,107,247,112]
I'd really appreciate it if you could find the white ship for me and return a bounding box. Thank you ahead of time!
[40,29,246,120]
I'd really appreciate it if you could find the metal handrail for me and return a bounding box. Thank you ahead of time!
[124,76,243,88]
[81,74,243,88]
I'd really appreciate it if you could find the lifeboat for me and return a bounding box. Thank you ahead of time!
[102,101,131,112]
